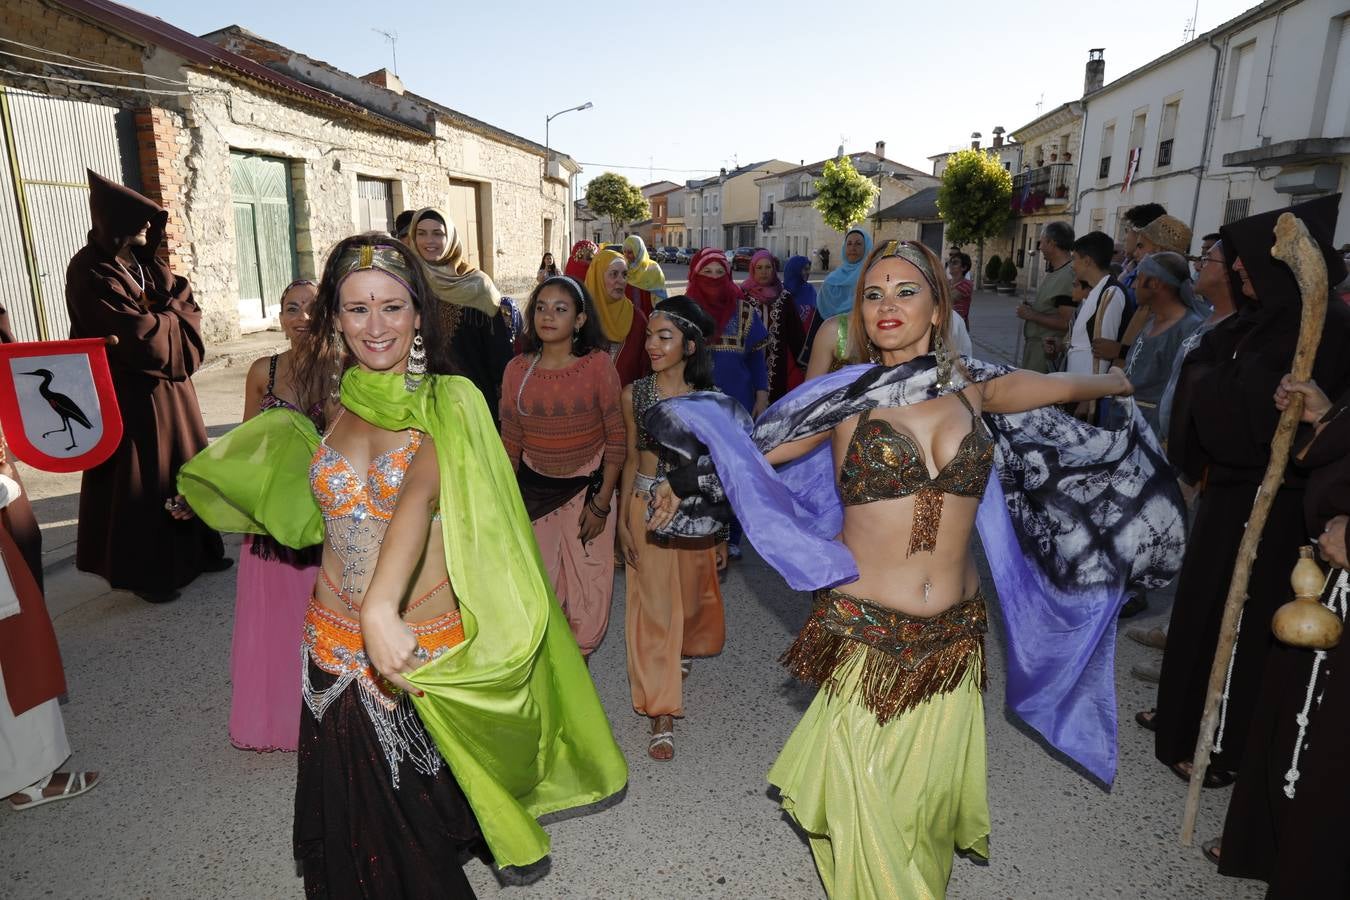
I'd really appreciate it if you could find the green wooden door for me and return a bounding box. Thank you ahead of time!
[230,152,297,323]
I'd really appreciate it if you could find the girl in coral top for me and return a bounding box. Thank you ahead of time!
[500,276,627,657]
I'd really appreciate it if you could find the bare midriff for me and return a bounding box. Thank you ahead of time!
[313,522,458,624]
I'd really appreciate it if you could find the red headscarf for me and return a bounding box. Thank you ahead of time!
[687,249,741,337]
[739,250,782,303]
[565,240,597,282]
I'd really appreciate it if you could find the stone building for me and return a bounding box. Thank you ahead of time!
[873,187,944,253]
[757,145,937,269]
[1072,0,1350,249]
[683,160,794,251]
[1010,95,1086,293]
[0,0,576,342]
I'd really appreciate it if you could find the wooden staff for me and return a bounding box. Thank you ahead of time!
[1180,212,1330,845]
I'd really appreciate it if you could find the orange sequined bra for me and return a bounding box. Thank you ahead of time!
[837,390,994,555]
[309,409,437,602]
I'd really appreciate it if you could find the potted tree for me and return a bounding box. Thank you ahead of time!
[999,257,1019,294]
[984,254,1002,288]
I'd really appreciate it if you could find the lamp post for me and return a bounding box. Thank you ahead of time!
[544,101,593,184]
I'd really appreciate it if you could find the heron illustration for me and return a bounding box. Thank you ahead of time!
[22,368,93,451]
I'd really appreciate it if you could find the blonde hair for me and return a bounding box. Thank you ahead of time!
[847,240,954,364]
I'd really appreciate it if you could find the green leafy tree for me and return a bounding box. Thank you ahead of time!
[813,156,879,234]
[937,149,1013,289]
[585,172,650,242]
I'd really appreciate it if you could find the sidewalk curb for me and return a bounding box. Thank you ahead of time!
[197,335,291,375]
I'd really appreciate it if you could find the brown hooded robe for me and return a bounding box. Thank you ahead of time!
[65,170,223,593]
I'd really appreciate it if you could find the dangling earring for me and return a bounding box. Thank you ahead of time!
[932,325,953,389]
[868,340,883,365]
[329,327,344,402]
[405,332,427,392]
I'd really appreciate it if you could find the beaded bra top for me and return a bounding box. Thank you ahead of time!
[310,410,424,599]
[837,390,994,555]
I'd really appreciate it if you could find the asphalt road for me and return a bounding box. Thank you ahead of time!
[1,290,1261,899]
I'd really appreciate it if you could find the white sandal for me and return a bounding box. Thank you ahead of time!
[7,771,100,810]
[680,657,692,680]
[648,715,675,760]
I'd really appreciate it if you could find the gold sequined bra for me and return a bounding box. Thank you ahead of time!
[838,391,994,554]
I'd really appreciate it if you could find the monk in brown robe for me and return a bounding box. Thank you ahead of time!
[65,170,227,603]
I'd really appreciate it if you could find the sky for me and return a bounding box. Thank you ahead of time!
[126,0,1259,188]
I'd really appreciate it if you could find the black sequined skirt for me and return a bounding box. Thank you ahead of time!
[293,661,482,899]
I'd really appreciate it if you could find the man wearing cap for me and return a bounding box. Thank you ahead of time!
[64,171,228,603]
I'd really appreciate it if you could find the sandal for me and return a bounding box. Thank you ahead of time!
[1135,709,1158,732]
[680,658,692,680]
[7,771,100,810]
[1169,761,1236,789]
[1201,838,1221,865]
[648,715,674,761]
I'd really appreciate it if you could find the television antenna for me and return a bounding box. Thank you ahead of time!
[1183,0,1200,40]
[372,29,399,75]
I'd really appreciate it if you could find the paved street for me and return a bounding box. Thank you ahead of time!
[1,288,1261,899]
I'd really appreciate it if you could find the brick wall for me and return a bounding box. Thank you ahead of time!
[134,107,190,272]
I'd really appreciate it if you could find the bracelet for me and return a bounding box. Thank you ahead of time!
[587,499,611,518]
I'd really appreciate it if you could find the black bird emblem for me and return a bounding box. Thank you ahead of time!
[22,368,93,451]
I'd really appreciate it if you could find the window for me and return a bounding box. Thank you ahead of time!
[1098,122,1115,180]
[1223,197,1251,224]
[1156,98,1180,168]
[712,194,719,213]
[691,195,699,214]
[1322,16,1350,138]
[766,193,774,211]
[1004,161,1011,172]
[1128,110,1147,157]
[1226,41,1255,118]
[356,174,395,233]
[542,217,552,255]
[800,176,811,196]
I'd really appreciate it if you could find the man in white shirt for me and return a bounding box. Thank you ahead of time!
[1066,231,1125,377]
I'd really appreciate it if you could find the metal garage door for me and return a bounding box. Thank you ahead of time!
[230,151,298,323]
[0,87,133,341]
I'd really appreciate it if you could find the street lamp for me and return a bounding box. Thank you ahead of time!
[544,101,593,182]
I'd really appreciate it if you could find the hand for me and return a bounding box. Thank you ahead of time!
[714,541,728,571]
[1042,336,1060,359]
[1274,374,1332,424]
[577,504,607,545]
[1319,515,1348,570]
[1108,366,1134,398]
[752,394,769,419]
[618,522,640,569]
[359,606,426,696]
[1015,303,1033,321]
[165,494,197,521]
[646,480,680,532]
[1091,338,1122,361]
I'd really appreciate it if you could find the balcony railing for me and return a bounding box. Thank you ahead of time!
[1011,162,1074,214]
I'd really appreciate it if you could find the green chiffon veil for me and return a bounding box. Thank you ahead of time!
[178,369,627,868]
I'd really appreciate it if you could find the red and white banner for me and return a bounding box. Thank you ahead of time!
[1121,147,1142,193]
[0,339,123,472]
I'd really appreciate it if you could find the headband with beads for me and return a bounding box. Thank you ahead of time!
[874,240,940,295]
[332,243,419,297]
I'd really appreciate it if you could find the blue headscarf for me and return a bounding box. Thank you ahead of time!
[816,227,872,319]
[782,255,816,320]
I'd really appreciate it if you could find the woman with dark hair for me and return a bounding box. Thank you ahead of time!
[228,279,324,752]
[582,247,650,386]
[405,208,514,424]
[618,295,727,761]
[741,250,806,401]
[178,234,627,895]
[945,252,973,323]
[500,276,626,657]
[783,254,818,331]
[535,252,559,285]
[644,240,1183,898]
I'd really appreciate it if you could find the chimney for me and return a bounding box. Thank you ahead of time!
[875,140,886,158]
[1084,49,1105,95]
[992,126,1005,148]
[361,67,405,95]
[970,132,982,150]
[719,167,727,177]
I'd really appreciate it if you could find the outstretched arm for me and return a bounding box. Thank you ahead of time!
[980,367,1132,415]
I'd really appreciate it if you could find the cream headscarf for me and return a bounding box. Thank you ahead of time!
[406,208,502,317]
[582,248,635,344]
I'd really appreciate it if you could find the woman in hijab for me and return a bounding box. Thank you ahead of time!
[815,227,872,320]
[581,247,650,387]
[783,254,817,330]
[740,250,805,401]
[622,236,668,317]
[405,208,514,425]
[686,249,768,416]
[565,240,597,282]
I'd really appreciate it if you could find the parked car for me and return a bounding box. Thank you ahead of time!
[731,246,765,271]
[655,247,679,264]
[675,247,699,265]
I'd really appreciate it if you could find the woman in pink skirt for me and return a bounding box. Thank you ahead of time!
[229,280,325,751]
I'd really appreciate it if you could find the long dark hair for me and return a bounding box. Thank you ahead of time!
[293,233,455,411]
[538,252,559,276]
[652,295,715,391]
[518,276,605,357]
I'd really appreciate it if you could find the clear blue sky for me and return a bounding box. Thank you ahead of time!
[127,0,1257,186]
